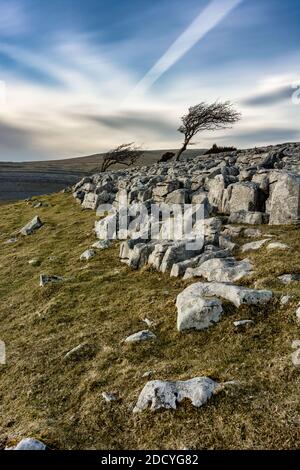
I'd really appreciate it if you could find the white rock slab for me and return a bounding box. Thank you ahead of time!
[177,297,223,332]
[133,377,219,412]
[241,239,269,252]
[124,330,156,343]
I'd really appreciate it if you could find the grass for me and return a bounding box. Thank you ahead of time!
[0,192,299,450]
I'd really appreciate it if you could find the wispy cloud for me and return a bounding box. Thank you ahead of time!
[128,0,243,98]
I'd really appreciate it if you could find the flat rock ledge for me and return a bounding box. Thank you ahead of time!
[176,282,272,332]
[133,377,219,412]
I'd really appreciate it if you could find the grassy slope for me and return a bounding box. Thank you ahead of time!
[0,193,299,450]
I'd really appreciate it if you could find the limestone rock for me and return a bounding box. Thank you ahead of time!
[40,274,63,287]
[92,240,112,249]
[241,239,269,252]
[64,342,96,362]
[280,295,293,306]
[278,274,300,284]
[267,242,289,250]
[20,216,43,236]
[228,210,268,225]
[124,330,156,343]
[243,228,262,238]
[233,320,254,327]
[228,182,264,213]
[102,392,118,402]
[177,296,223,331]
[133,377,219,412]
[291,349,300,367]
[191,257,253,282]
[177,282,272,309]
[80,249,96,261]
[7,438,46,451]
[268,172,300,225]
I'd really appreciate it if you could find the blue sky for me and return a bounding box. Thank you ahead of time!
[0,0,300,161]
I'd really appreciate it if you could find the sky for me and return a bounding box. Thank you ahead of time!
[0,0,300,161]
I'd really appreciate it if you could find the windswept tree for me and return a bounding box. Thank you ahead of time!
[176,101,241,161]
[100,143,143,172]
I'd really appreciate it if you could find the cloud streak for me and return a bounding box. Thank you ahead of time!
[128,0,243,98]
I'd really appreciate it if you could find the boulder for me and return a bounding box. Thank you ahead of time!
[133,377,219,412]
[228,182,264,213]
[20,216,43,236]
[268,172,300,225]
[177,296,223,331]
[176,282,272,309]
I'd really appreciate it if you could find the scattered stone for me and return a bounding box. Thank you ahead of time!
[124,330,156,343]
[80,249,96,261]
[143,317,153,327]
[28,259,40,267]
[92,240,112,249]
[6,438,47,451]
[280,295,293,306]
[142,371,154,378]
[64,342,96,362]
[267,242,289,250]
[102,392,118,402]
[296,307,300,322]
[291,349,300,368]
[278,274,300,284]
[20,216,43,235]
[177,296,223,332]
[3,237,18,244]
[133,377,219,412]
[233,320,254,327]
[291,340,300,350]
[39,274,63,287]
[241,239,269,252]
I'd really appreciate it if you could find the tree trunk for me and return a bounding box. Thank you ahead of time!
[175,143,187,162]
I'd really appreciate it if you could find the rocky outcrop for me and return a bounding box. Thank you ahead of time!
[73,143,300,227]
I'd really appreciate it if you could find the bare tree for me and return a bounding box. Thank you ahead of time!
[100,143,143,172]
[175,101,241,161]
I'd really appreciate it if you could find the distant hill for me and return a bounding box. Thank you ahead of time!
[0,149,205,201]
